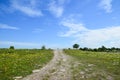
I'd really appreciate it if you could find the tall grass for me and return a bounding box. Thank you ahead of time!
[0,49,53,80]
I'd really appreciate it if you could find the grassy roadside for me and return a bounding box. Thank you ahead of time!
[0,49,53,80]
[64,49,120,80]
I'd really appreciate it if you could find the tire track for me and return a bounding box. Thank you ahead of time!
[21,49,73,80]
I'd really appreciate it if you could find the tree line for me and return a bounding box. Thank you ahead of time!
[73,44,120,52]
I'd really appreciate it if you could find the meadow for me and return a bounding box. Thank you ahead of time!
[0,49,53,80]
[64,49,120,80]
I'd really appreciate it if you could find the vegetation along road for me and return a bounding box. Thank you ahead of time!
[1,49,119,80]
[22,49,73,80]
[0,49,53,80]
[22,49,120,80]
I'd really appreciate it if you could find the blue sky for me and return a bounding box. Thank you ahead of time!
[0,0,120,49]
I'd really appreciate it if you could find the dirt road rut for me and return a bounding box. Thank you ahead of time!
[22,49,73,80]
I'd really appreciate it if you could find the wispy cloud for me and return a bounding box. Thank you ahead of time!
[59,20,120,48]
[0,41,63,49]
[0,23,19,30]
[10,0,43,17]
[99,0,113,13]
[0,41,40,46]
[48,0,67,17]
[60,21,87,37]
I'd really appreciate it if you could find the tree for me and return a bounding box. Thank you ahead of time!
[41,45,46,50]
[83,47,88,51]
[73,44,79,49]
[9,46,14,50]
[98,45,106,52]
[93,48,98,52]
[101,45,106,51]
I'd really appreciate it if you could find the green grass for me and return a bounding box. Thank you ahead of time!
[0,49,53,80]
[64,49,120,80]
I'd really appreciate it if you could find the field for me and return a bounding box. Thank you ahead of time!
[64,49,120,80]
[0,49,120,80]
[0,49,53,80]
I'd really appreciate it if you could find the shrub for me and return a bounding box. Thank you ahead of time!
[9,46,15,50]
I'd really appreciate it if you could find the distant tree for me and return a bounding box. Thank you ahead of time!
[98,46,106,52]
[68,48,71,50]
[93,48,98,52]
[101,45,106,51]
[41,45,46,50]
[107,48,111,52]
[73,44,79,49]
[9,46,14,50]
[111,47,117,52]
[111,47,115,51]
[79,48,83,50]
[8,46,15,53]
[88,48,92,51]
[83,47,88,51]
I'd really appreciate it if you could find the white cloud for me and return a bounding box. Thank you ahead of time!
[11,0,43,17]
[48,0,66,17]
[99,0,113,13]
[60,21,87,37]
[76,26,120,48]
[59,20,120,48]
[0,23,19,30]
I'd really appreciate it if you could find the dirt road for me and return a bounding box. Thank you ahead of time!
[22,49,73,80]
[21,49,114,80]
